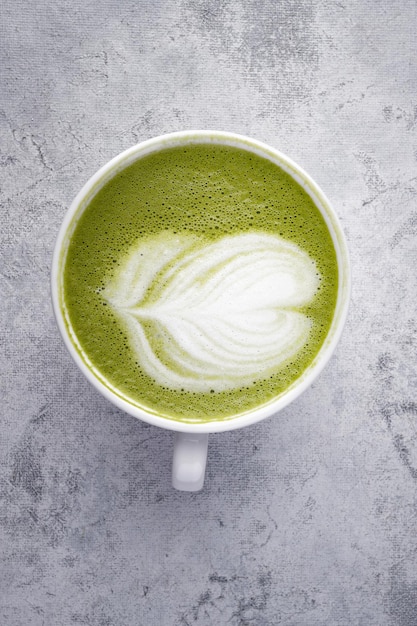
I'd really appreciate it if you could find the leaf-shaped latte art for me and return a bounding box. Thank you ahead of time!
[104,232,320,392]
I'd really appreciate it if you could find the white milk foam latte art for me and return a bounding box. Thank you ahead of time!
[104,231,320,392]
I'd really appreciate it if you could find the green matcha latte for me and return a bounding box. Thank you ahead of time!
[61,142,338,423]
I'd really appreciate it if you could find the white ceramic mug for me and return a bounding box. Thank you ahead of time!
[51,131,350,492]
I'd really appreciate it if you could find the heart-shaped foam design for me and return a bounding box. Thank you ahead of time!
[104,232,320,392]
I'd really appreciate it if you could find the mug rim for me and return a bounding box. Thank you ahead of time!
[51,130,351,433]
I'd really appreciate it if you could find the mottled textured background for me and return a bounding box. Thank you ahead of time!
[1,1,416,624]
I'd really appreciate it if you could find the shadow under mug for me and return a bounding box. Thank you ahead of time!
[51,131,351,491]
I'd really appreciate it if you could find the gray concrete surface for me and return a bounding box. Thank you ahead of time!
[1,1,416,624]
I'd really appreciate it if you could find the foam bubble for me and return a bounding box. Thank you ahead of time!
[104,231,320,392]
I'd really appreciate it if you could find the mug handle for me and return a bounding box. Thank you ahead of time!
[172,433,209,491]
